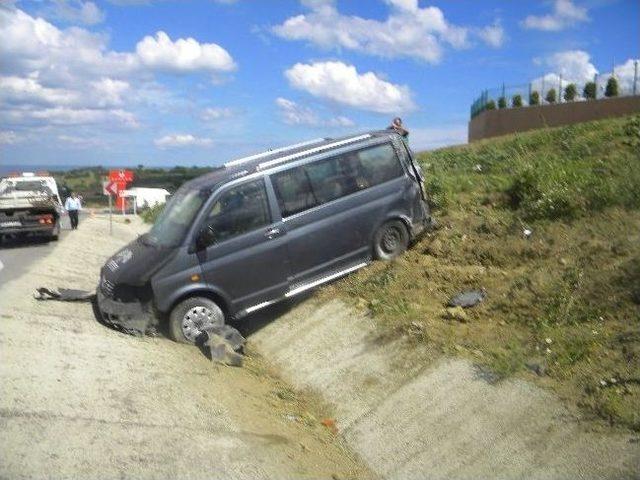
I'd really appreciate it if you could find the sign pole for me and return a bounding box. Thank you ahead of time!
[109,192,113,235]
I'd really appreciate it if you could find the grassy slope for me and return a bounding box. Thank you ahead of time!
[323,115,640,431]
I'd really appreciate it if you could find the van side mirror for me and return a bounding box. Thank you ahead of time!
[195,225,217,250]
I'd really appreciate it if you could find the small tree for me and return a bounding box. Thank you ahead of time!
[498,96,507,109]
[529,90,540,105]
[563,83,577,102]
[545,88,557,104]
[605,76,619,97]
[512,94,523,107]
[583,81,596,99]
[485,99,496,110]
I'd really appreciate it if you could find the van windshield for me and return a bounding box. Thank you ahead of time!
[147,187,208,247]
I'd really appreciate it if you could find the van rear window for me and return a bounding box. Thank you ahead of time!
[271,142,403,218]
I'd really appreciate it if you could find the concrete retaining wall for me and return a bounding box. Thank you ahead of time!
[469,95,640,142]
[249,298,640,479]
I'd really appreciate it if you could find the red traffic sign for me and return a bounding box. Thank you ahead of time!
[109,169,134,182]
[103,181,119,196]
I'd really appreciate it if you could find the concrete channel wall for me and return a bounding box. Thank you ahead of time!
[249,298,640,480]
[468,95,640,142]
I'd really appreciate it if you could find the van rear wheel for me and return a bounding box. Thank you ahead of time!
[373,220,409,261]
[169,296,225,344]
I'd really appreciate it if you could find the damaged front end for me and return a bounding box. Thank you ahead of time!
[96,277,156,336]
[96,237,172,336]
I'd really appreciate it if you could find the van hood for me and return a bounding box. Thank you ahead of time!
[101,234,176,288]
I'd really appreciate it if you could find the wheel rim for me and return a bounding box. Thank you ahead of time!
[381,226,402,254]
[181,306,222,342]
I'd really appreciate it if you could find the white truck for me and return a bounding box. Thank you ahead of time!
[0,173,63,241]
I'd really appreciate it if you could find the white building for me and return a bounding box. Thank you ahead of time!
[122,187,170,210]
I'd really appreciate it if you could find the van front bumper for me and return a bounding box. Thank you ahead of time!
[96,288,155,336]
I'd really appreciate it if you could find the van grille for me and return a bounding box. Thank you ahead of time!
[101,276,115,297]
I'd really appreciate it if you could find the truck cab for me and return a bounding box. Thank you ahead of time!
[0,173,63,241]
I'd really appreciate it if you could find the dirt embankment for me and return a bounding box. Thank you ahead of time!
[250,298,640,480]
[0,215,371,480]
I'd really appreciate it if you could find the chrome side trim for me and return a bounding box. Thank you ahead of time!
[285,262,368,297]
[256,134,372,171]
[244,299,279,313]
[224,138,327,168]
[240,262,368,316]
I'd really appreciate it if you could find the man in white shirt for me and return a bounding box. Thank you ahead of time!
[64,191,82,230]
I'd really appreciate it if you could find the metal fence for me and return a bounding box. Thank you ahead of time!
[470,60,640,118]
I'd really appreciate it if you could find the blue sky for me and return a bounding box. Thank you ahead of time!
[0,0,638,167]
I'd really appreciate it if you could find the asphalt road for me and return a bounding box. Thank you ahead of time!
[0,213,81,285]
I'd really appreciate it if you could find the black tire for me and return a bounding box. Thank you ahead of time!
[49,222,60,241]
[169,296,225,344]
[373,219,409,261]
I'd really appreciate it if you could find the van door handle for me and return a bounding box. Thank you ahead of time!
[264,227,281,239]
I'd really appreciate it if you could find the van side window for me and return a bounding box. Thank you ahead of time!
[271,167,318,217]
[356,143,404,186]
[204,179,271,242]
[271,142,403,218]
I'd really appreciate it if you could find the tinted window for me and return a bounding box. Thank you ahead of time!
[271,167,318,217]
[356,143,404,186]
[271,142,403,218]
[204,179,271,242]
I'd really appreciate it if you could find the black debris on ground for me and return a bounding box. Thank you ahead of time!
[34,287,95,302]
[447,289,487,308]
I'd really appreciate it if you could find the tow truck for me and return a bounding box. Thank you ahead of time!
[0,172,63,241]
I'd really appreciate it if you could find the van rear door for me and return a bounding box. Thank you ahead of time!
[196,178,289,312]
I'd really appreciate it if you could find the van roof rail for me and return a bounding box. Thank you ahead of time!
[256,134,372,172]
[223,137,328,168]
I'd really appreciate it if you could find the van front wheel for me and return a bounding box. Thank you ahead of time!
[373,220,409,261]
[169,296,225,344]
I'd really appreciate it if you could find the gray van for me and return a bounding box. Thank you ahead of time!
[97,130,431,342]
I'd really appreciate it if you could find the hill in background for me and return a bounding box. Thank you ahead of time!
[326,114,640,431]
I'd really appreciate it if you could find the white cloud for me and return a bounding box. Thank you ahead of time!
[41,1,105,25]
[136,31,236,73]
[201,106,234,121]
[273,1,501,64]
[0,130,22,145]
[276,97,319,125]
[1,107,139,127]
[522,0,588,31]
[284,61,414,114]
[611,58,640,95]
[90,78,131,107]
[275,97,354,127]
[0,6,237,143]
[543,50,598,82]
[57,134,106,149]
[154,134,213,148]
[477,21,505,48]
[0,76,80,107]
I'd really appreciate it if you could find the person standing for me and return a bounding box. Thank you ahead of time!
[64,191,82,230]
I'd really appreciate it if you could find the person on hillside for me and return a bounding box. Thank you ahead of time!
[64,191,82,230]
[388,117,409,138]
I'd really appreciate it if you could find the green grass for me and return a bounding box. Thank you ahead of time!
[323,115,640,431]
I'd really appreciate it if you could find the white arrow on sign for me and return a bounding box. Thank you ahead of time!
[103,181,119,196]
